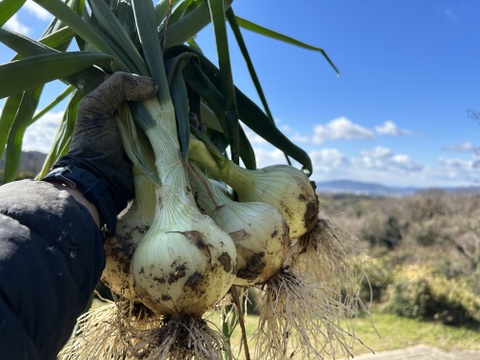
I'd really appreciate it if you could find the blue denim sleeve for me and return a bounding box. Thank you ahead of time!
[0,180,106,360]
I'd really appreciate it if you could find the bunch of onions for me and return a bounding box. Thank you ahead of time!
[189,137,319,238]
[189,165,290,286]
[65,85,239,360]
[41,0,240,357]
[186,136,367,359]
[0,0,371,359]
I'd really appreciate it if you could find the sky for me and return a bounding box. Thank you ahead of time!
[1,0,480,188]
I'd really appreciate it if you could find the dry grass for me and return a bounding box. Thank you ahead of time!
[320,191,480,278]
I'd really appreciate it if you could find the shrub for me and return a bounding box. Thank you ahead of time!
[409,221,453,248]
[429,276,480,325]
[384,265,480,326]
[361,215,403,249]
[405,191,447,221]
[358,256,395,303]
[385,277,433,319]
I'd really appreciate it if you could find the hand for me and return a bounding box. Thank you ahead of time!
[44,72,158,234]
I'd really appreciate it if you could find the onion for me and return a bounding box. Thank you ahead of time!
[190,168,290,286]
[131,183,237,317]
[101,201,148,301]
[189,138,319,238]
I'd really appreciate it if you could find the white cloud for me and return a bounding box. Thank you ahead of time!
[251,147,288,169]
[310,148,348,173]
[356,145,422,173]
[248,143,480,188]
[279,124,291,133]
[25,0,53,21]
[23,111,63,153]
[435,156,477,182]
[438,156,474,172]
[241,125,268,145]
[442,6,459,24]
[245,140,434,186]
[4,14,31,35]
[3,1,52,36]
[389,154,423,172]
[311,117,373,144]
[360,146,392,159]
[291,132,310,143]
[375,120,412,136]
[443,141,476,152]
[267,117,413,147]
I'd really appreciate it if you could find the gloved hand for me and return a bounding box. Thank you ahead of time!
[43,72,158,235]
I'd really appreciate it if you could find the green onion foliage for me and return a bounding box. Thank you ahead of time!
[0,0,337,183]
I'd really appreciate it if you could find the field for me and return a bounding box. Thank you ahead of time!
[83,189,480,359]
[318,191,480,353]
[220,190,480,358]
[205,308,480,359]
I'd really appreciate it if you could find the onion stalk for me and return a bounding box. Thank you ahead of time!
[89,77,238,359]
[112,84,235,316]
[100,106,156,301]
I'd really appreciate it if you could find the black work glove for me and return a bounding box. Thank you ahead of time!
[43,72,158,235]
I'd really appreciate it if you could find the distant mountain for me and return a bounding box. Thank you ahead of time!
[0,151,47,175]
[2,152,480,196]
[316,179,480,197]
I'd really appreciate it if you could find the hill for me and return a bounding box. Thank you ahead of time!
[316,179,480,196]
[2,152,480,196]
[0,150,47,177]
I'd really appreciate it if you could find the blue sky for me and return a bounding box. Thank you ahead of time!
[1,0,480,188]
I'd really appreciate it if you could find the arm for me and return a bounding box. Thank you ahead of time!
[0,73,157,360]
[50,180,101,226]
[0,180,105,360]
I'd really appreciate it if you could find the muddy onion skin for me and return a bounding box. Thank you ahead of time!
[220,164,319,238]
[199,182,290,286]
[102,201,148,300]
[102,235,136,300]
[131,185,237,317]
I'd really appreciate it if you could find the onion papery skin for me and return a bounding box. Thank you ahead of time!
[200,182,290,286]
[131,185,237,317]
[102,201,149,301]
[218,163,319,238]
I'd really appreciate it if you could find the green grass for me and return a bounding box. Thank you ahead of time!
[206,306,480,358]
[352,308,480,355]
[87,299,480,358]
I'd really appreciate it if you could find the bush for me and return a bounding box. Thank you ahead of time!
[361,215,404,249]
[410,221,453,247]
[414,226,440,247]
[320,191,480,331]
[384,265,480,326]
[405,191,447,221]
[385,278,433,319]
[429,276,480,325]
[358,256,394,303]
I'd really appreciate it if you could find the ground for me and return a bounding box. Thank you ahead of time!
[354,344,480,360]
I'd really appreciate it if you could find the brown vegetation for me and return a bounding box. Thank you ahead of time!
[318,191,480,327]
